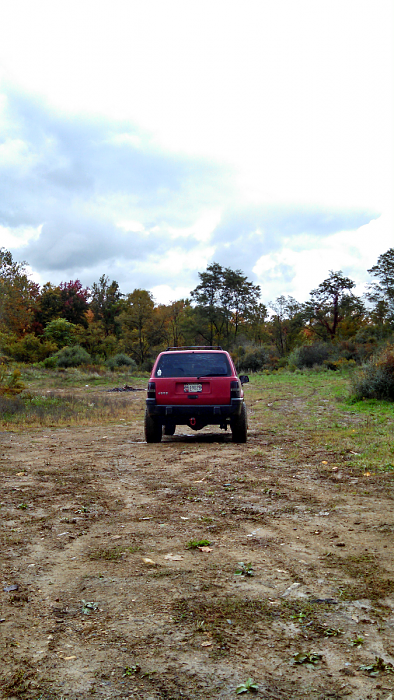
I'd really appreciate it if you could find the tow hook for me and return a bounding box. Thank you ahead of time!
[190,417,196,427]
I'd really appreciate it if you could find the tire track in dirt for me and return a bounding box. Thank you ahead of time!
[1,388,394,699]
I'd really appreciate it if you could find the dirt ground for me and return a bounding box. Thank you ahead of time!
[1,378,394,700]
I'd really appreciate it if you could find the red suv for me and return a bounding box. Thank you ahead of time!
[144,346,249,443]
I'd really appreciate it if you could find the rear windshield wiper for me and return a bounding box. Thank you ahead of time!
[198,373,228,377]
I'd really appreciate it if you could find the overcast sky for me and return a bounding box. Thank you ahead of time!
[0,0,393,306]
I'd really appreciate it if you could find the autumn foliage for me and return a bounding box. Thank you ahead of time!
[1,247,393,372]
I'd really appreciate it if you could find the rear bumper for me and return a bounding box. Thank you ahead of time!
[146,398,243,422]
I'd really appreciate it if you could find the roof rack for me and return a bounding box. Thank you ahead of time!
[165,346,223,351]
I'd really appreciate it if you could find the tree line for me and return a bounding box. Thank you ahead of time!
[0,246,393,370]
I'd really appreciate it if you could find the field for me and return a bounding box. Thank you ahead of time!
[1,368,394,700]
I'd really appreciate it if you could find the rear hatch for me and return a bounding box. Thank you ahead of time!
[153,351,234,406]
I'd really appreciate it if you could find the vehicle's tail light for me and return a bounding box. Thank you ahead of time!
[147,381,156,398]
[230,380,241,398]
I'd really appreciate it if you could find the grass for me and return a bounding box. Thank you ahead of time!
[247,369,394,476]
[21,364,148,389]
[0,364,147,428]
[0,390,136,428]
[88,545,140,560]
[1,363,393,477]
[322,552,394,601]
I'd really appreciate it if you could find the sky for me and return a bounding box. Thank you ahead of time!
[0,0,393,308]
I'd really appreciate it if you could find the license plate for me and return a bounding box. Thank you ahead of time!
[184,383,202,393]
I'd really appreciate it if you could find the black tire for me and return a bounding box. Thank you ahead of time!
[163,423,176,436]
[231,402,248,443]
[144,409,162,443]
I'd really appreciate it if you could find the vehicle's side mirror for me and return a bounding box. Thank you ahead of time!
[239,375,249,385]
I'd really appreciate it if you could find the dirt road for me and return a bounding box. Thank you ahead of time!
[1,380,394,699]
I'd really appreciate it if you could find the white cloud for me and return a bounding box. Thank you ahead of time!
[167,210,222,242]
[1,1,392,209]
[0,1,392,303]
[150,285,192,305]
[0,224,42,249]
[117,220,146,234]
[253,212,393,303]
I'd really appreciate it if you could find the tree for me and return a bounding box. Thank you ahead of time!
[247,302,268,346]
[35,283,63,330]
[43,318,77,348]
[190,262,226,345]
[304,270,363,341]
[367,248,394,326]
[0,248,39,336]
[221,268,261,341]
[164,300,187,348]
[90,275,123,336]
[153,300,188,348]
[190,263,261,346]
[269,296,303,356]
[117,289,155,365]
[59,280,90,327]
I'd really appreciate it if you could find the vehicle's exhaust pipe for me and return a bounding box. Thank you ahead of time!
[189,417,196,427]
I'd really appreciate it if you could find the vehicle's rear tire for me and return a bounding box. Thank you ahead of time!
[163,423,176,436]
[231,402,248,443]
[144,410,162,443]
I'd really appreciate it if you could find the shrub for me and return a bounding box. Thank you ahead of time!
[55,345,92,368]
[40,355,58,369]
[0,366,24,396]
[2,334,57,363]
[105,353,137,372]
[44,318,77,347]
[288,343,332,369]
[140,358,154,373]
[352,345,394,401]
[237,347,270,372]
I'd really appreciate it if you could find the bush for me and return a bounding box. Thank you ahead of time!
[106,353,137,372]
[288,343,332,369]
[40,355,58,369]
[352,345,394,401]
[0,366,24,395]
[55,345,92,368]
[237,347,270,372]
[44,318,76,347]
[2,333,57,363]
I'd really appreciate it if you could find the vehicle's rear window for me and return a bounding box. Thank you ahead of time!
[155,352,231,378]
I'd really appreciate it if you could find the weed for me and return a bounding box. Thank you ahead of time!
[359,656,394,676]
[350,635,364,647]
[293,651,322,665]
[81,600,99,614]
[235,562,254,576]
[236,677,259,694]
[324,627,343,637]
[193,620,205,632]
[291,611,307,622]
[186,539,211,549]
[123,664,141,676]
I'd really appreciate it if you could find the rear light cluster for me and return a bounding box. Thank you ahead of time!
[147,382,156,398]
[230,380,241,398]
